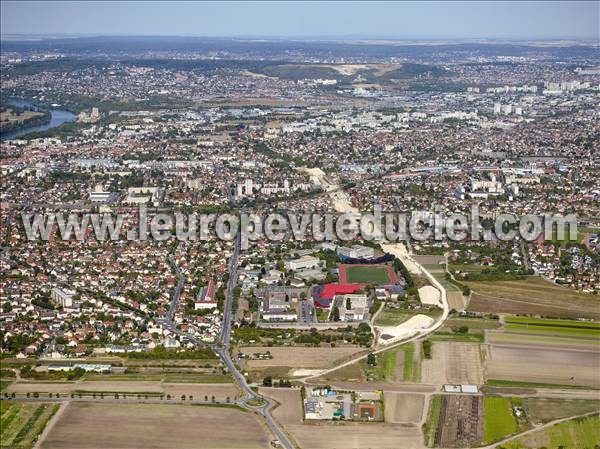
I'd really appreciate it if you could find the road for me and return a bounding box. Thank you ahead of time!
[166,255,184,322]
[153,237,293,448]
[215,234,294,449]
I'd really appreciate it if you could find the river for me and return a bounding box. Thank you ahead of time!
[1,99,76,141]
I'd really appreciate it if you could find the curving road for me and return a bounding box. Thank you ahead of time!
[216,234,295,449]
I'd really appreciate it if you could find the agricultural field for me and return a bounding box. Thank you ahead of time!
[522,398,600,424]
[420,342,484,385]
[503,414,600,449]
[430,395,483,447]
[38,402,271,449]
[486,341,600,388]
[339,264,395,284]
[486,317,600,388]
[284,421,422,449]
[483,396,519,444]
[504,316,600,338]
[466,277,600,319]
[383,392,424,423]
[6,381,239,400]
[401,342,420,382]
[423,395,442,447]
[259,387,302,424]
[1,401,59,449]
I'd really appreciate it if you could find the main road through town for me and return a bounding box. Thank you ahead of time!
[216,234,295,449]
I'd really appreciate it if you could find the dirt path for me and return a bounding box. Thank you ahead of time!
[33,401,69,449]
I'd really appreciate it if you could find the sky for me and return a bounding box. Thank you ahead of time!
[1,1,598,40]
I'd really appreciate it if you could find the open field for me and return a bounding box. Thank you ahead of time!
[338,264,395,284]
[421,342,484,385]
[1,402,59,449]
[523,398,600,423]
[441,317,501,332]
[364,350,397,381]
[447,291,467,311]
[433,395,483,447]
[414,255,445,268]
[483,396,518,444]
[240,346,363,371]
[383,392,424,423]
[285,422,422,449]
[504,414,600,449]
[259,387,302,424]
[486,331,600,388]
[423,395,442,447]
[402,343,420,382]
[504,316,600,338]
[374,307,412,326]
[313,362,365,383]
[7,381,239,400]
[39,402,271,449]
[466,278,600,319]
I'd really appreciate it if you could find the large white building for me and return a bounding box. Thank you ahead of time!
[51,287,75,308]
[285,255,321,271]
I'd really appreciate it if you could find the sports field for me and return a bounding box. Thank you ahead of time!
[339,264,395,284]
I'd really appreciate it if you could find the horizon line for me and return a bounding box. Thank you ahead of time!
[1,33,599,42]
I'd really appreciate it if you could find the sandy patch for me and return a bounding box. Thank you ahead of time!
[418,285,442,307]
[380,242,422,275]
[377,314,434,346]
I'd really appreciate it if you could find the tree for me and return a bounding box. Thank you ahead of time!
[367,353,377,366]
[263,376,273,387]
[332,305,340,322]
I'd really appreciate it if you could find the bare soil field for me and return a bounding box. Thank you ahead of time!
[466,278,600,319]
[240,346,363,369]
[39,402,271,449]
[314,363,364,383]
[421,342,484,386]
[414,255,445,268]
[486,343,600,387]
[384,392,425,423]
[447,291,467,310]
[434,395,483,447]
[259,387,303,424]
[285,422,422,449]
[8,381,239,399]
